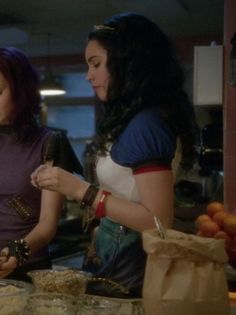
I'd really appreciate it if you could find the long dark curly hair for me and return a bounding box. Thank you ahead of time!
[0,47,41,143]
[88,12,199,170]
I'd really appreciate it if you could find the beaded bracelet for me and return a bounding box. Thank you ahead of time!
[6,239,31,266]
[95,190,111,218]
[80,184,99,210]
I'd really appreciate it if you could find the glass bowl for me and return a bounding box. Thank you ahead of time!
[26,292,77,315]
[77,295,121,315]
[27,269,91,296]
[0,279,33,315]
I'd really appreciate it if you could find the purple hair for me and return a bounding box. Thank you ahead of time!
[0,47,41,141]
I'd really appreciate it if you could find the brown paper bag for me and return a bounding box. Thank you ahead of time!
[142,229,230,315]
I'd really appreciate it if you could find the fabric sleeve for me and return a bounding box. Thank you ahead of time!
[42,131,83,175]
[110,109,176,173]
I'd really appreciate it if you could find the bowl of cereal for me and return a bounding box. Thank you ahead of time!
[27,269,91,296]
[0,279,33,315]
[77,295,121,315]
[26,292,77,315]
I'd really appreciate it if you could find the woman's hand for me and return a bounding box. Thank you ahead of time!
[0,248,17,278]
[31,165,88,200]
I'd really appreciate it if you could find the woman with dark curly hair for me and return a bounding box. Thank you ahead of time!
[31,12,199,297]
[0,47,82,280]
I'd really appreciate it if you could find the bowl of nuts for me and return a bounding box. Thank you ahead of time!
[0,279,33,315]
[77,295,121,315]
[26,292,77,315]
[27,268,91,296]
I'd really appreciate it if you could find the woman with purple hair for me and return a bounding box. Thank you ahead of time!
[0,47,82,280]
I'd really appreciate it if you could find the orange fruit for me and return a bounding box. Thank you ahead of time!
[206,201,225,218]
[223,215,236,235]
[195,214,211,229]
[214,230,232,247]
[200,220,220,237]
[212,211,230,227]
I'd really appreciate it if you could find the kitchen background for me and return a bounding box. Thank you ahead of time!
[1,0,235,265]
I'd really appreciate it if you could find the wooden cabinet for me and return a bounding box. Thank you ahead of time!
[193,45,223,105]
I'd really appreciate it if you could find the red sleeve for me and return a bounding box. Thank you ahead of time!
[132,161,171,175]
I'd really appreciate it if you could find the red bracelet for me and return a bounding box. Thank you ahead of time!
[95,190,111,218]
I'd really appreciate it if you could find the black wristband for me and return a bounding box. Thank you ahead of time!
[80,184,98,210]
[7,239,31,266]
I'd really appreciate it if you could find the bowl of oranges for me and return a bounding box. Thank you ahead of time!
[195,201,236,268]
